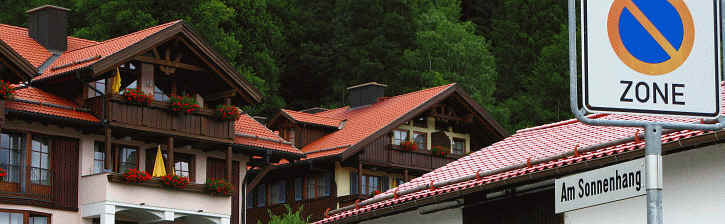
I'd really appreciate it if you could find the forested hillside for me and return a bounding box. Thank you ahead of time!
[0,0,569,132]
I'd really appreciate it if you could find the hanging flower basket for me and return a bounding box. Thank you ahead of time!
[206,178,234,196]
[160,174,190,189]
[123,88,152,105]
[400,141,418,152]
[0,167,6,181]
[215,104,241,121]
[169,95,200,114]
[431,146,450,157]
[122,168,152,183]
[0,80,16,100]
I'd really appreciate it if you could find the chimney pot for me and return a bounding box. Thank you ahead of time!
[26,5,70,52]
[347,82,387,108]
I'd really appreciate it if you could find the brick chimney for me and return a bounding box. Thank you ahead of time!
[26,5,69,52]
[347,82,387,108]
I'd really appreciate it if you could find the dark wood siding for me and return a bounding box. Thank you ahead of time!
[296,126,327,148]
[108,97,233,140]
[463,189,562,224]
[359,134,459,171]
[246,195,336,224]
[51,137,78,210]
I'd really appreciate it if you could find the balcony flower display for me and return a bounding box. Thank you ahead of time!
[122,168,152,183]
[369,190,381,197]
[400,141,418,152]
[206,178,234,196]
[215,104,241,121]
[169,95,200,114]
[0,167,6,181]
[0,80,16,100]
[431,146,450,157]
[160,174,190,189]
[123,88,152,105]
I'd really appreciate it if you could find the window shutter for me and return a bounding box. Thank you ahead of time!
[52,137,78,210]
[381,176,389,191]
[350,171,358,194]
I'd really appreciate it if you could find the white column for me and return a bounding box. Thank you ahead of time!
[100,204,115,224]
[220,217,230,224]
[163,210,175,222]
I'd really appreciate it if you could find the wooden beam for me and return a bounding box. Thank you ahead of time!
[105,127,112,170]
[167,136,175,175]
[358,159,363,195]
[206,89,237,102]
[404,169,409,182]
[134,55,205,72]
[246,166,272,194]
[226,145,232,181]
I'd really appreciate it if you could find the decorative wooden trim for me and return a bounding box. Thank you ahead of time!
[246,166,272,194]
[134,55,205,72]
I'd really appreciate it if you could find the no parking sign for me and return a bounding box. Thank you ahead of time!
[582,0,721,118]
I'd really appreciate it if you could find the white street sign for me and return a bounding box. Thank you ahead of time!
[555,158,645,213]
[582,0,721,118]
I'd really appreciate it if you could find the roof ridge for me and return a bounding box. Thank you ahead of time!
[62,20,180,54]
[282,109,344,120]
[311,83,457,114]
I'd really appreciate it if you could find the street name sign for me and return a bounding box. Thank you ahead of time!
[555,158,646,213]
[582,0,721,118]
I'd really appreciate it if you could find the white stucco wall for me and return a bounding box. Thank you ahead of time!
[361,206,462,224]
[0,204,82,224]
[565,143,725,224]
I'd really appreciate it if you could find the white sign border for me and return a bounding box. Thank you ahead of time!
[581,0,722,118]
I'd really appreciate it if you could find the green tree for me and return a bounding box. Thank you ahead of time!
[259,205,308,224]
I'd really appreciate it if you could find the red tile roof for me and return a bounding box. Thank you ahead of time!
[280,109,343,128]
[6,86,99,122]
[0,24,52,67]
[235,113,302,155]
[295,83,456,159]
[34,21,180,81]
[317,97,723,223]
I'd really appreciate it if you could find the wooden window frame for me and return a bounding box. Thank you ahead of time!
[361,175,382,195]
[0,208,52,224]
[29,136,51,186]
[172,152,195,182]
[269,179,287,205]
[0,132,24,190]
[115,146,139,173]
[92,142,106,174]
[294,177,303,201]
[392,129,408,146]
[452,137,466,155]
[413,131,428,150]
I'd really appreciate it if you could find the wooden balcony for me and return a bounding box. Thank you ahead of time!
[246,196,336,223]
[359,139,463,171]
[87,96,234,142]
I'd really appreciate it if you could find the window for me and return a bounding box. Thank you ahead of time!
[31,137,50,185]
[0,212,24,224]
[452,138,466,155]
[174,153,193,179]
[413,132,427,150]
[93,142,106,174]
[281,128,296,145]
[0,211,50,224]
[0,133,23,183]
[395,178,405,187]
[29,215,48,224]
[246,190,255,208]
[256,184,266,207]
[318,174,330,197]
[294,177,303,201]
[306,176,315,199]
[89,79,106,98]
[361,175,380,195]
[270,180,287,205]
[392,130,408,146]
[118,147,138,173]
[413,116,427,128]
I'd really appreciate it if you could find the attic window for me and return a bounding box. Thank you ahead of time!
[413,116,427,128]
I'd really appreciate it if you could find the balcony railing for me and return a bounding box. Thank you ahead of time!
[79,173,232,215]
[0,164,54,204]
[87,96,234,140]
[359,143,463,171]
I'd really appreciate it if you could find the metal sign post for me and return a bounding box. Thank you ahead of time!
[568,1,725,224]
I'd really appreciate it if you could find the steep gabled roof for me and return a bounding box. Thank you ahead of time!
[235,114,303,157]
[316,87,725,223]
[6,86,99,122]
[282,83,506,161]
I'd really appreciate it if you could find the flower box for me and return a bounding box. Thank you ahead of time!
[123,88,152,105]
[0,167,6,181]
[206,178,234,196]
[160,174,190,189]
[0,80,15,100]
[169,95,201,114]
[431,146,450,157]
[122,168,152,183]
[400,141,418,152]
[215,104,241,121]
